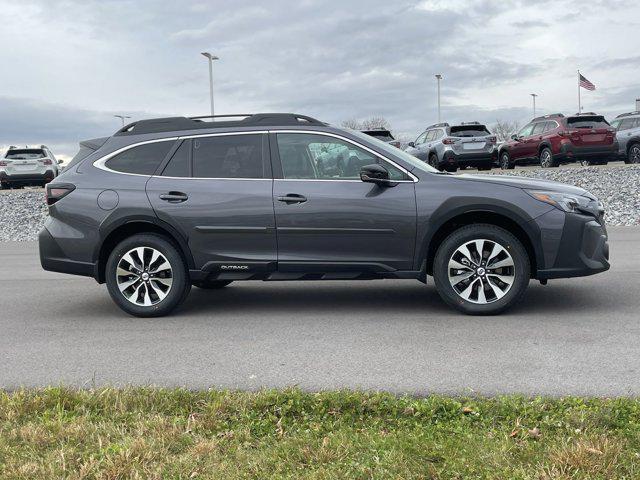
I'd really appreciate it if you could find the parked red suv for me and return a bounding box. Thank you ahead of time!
[498,113,618,169]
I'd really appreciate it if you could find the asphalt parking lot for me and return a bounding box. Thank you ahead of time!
[0,226,637,396]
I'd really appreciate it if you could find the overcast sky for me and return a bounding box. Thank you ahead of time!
[1,0,638,158]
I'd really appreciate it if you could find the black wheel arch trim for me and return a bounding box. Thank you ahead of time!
[93,214,196,281]
[416,197,544,275]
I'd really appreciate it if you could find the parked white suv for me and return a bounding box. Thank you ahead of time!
[1,145,61,189]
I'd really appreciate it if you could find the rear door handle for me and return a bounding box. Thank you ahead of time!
[159,191,189,203]
[277,194,307,204]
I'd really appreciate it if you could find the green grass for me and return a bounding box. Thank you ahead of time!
[1,388,639,479]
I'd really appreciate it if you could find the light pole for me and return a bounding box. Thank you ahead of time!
[114,114,131,127]
[530,93,538,117]
[201,52,219,117]
[435,74,443,123]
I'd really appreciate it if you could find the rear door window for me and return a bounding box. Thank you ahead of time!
[105,141,174,175]
[192,134,265,179]
[532,123,546,135]
[619,118,637,131]
[161,140,190,177]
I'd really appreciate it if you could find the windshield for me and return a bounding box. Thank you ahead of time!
[567,116,609,129]
[5,149,46,159]
[348,129,439,174]
[449,125,490,137]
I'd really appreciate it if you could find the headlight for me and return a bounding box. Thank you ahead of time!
[526,190,593,213]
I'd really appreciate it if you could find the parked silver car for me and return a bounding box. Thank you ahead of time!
[1,145,61,188]
[404,122,497,172]
[610,111,640,164]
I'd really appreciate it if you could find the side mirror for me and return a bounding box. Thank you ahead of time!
[407,141,416,148]
[360,164,396,187]
[58,160,63,164]
[510,134,519,141]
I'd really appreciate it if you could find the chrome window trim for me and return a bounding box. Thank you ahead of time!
[271,129,418,182]
[92,129,418,182]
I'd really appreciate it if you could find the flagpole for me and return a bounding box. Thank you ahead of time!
[577,70,581,113]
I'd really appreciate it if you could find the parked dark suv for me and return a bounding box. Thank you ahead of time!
[498,113,618,169]
[40,113,609,317]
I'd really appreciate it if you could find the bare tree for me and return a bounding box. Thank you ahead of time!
[341,116,393,131]
[340,118,362,130]
[360,116,391,131]
[491,120,521,142]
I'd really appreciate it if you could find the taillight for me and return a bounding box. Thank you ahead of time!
[46,183,75,206]
[442,138,456,145]
[43,158,52,165]
[0,160,7,166]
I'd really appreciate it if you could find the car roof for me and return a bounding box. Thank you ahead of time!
[115,113,328,136]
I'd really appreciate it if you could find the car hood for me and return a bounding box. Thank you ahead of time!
[455,173,593,198]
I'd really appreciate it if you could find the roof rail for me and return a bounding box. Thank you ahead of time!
[115,113,327,136]
[615,111,640,118]
[532,113,564,122]
[8,145,16,149]
[426,122,450,129]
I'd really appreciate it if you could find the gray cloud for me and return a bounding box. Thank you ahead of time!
[1,0,638,156]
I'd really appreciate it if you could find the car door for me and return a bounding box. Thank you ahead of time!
[271,131,417,274]
[146,133,277,274]
[407,131,428,160]
[510,123,535,161]
[528,122,547,158]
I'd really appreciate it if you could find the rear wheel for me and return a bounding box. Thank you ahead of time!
[625,143,640,164]
[428,153,440,170]
[499,151,514,169]
[106,234,190,317]
[193,280,233,289]
[433,224,530,315]
[539,147,558,168]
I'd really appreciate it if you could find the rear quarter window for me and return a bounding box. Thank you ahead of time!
[105,141,174,175]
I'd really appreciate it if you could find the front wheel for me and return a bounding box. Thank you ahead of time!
[625,143,640,164]
[433,224,530,315]
[106,234,191,317]
[499,151,514,170]
[539,147,558,168]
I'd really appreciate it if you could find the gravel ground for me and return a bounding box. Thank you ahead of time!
[487,165,640,226]
[0,165,638,241]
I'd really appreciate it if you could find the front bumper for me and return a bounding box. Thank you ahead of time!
[39,226,96,278]
[441,148,497,167]
[536,210,609,280]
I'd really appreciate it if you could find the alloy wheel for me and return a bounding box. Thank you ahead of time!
[116,246,173,306]
[447,238,515,304]
[540,150,552,168]
[631,145,640,164]
[500,153,510,169]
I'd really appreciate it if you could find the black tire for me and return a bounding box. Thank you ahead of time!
[105,233,191,317]
[625,143,640,164]
[0,182,8,190]
[584,159,608,166]
[428,153,440,170]
[193,280,233,289]
[499,151,515,170]
[432,224,530,315]
[539,147,558,168]
[477,164,492,171]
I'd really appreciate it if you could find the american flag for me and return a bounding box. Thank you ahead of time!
[579,73,596,91]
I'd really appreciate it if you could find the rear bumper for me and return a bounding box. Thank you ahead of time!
[441,149,497,167]
[39,226,96,278]
[536,212,609,280]
[1,170,55,184]
[556,142,619,162]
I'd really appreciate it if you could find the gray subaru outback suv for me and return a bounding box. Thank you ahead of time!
[39,113,609,317]
[610,111,640,163]
[404,122,497,172]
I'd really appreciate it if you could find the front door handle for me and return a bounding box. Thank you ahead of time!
[277,194,307,204]
[159,191,189,203]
